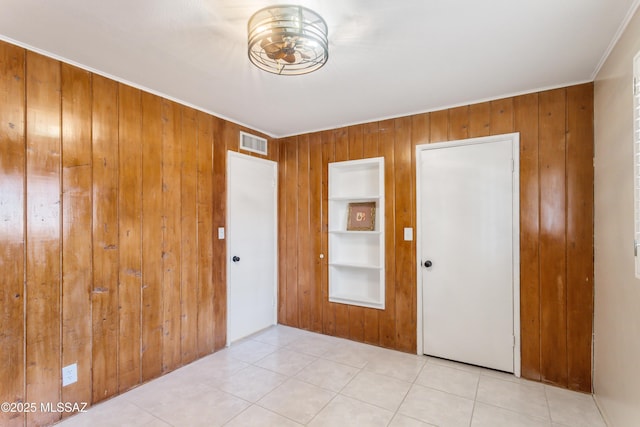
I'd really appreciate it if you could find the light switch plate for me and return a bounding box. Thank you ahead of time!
[218,227,225,239]
[404,227,413,241]
[62,363,77,387]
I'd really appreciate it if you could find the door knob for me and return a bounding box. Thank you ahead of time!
[232,256,240,262]
[424,260,432,268]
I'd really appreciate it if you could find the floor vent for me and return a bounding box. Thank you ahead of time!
[240,131,268,156]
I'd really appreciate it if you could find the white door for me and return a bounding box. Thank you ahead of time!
[227,151,277,344]
[418,135,519,373]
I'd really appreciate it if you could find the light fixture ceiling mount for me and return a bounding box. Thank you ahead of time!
[247,4,328,76]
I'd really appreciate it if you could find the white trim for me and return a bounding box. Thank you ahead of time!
[274,82,592,138]
[327,157,386,309]
[633,50,640,278]
[0,34,278,139]
[591,0,640,80]
[415,133,521,377]
[226,151,278,346]
[0,32,604,139]
[593,394,612,427]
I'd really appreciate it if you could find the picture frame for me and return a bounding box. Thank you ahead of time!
[347,201,376,231]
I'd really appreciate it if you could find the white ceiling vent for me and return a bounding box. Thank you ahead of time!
[240,131,268,156]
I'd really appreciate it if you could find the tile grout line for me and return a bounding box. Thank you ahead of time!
[125,396,179,427]
[55,326,606,427]
[249,332,340,426]
[543,384,555,424]
[252,400,305,427]
[386,358,426,426]
[468,371,481,427]
[305,355,367,425]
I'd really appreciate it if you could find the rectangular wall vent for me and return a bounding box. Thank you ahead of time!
[240,131,268,156]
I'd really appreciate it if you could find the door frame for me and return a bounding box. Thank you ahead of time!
[415,133,521,377]
[226,151,278,346]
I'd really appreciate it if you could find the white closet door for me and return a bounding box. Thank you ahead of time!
[420,137,517,373]
[227,152,277,343]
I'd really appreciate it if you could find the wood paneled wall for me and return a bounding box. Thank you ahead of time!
[0,40,276,426]
[277,84,594,392]
[0,37,595,427]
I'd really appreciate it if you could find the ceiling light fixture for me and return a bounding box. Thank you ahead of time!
[247,5,328,76]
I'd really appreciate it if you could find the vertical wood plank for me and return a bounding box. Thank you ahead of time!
[363,123,381,159]
[267,137,281,324]
[379,120,396,348]
[61,63,93,409]
[538,88,568,387]
[348,125,364,158]
[196,111,215,356]
[26,49,62,427]
[284,137,300,327]
[297,135,312,330]
[91,74,119,402]
[226,122,239,153]
[411,113,430,148]
[469,102,491,138]
[333,128,350,338]
[566,84,594,392]
[161,100,182,372]
[266,134,279,163]
[429,110,449,142]
[448,106,469,140]
[515,93,541,381]
[212,117,227,350]
[141,92,164,380]
[180,106,198,365]
[321,131,336,335]
[334,128,349,162]
[277,137,288,325]
[490,98,515,135]
[218,122,244,342]
[309,133,324,333]
[363,122,380,345]
[394,117,415,352]
[411,113,430,187]
[0,41,25,427]
[411,113,429,353]
[117,83,142,392]
[363,122,381,159]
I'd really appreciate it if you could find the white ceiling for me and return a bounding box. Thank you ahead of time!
[1,0,638,137]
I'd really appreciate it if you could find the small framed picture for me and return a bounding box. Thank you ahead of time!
[347,202,376,231]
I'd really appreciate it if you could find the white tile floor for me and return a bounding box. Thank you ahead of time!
[56,325,606,427]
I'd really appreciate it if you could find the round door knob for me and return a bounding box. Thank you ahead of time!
[232,256,240,262]
[424,260,432,268]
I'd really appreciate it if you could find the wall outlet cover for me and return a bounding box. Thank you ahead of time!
[62,363,78,387]
[404,227,413,241]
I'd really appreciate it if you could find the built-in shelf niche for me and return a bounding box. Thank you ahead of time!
[328,157,385,309]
